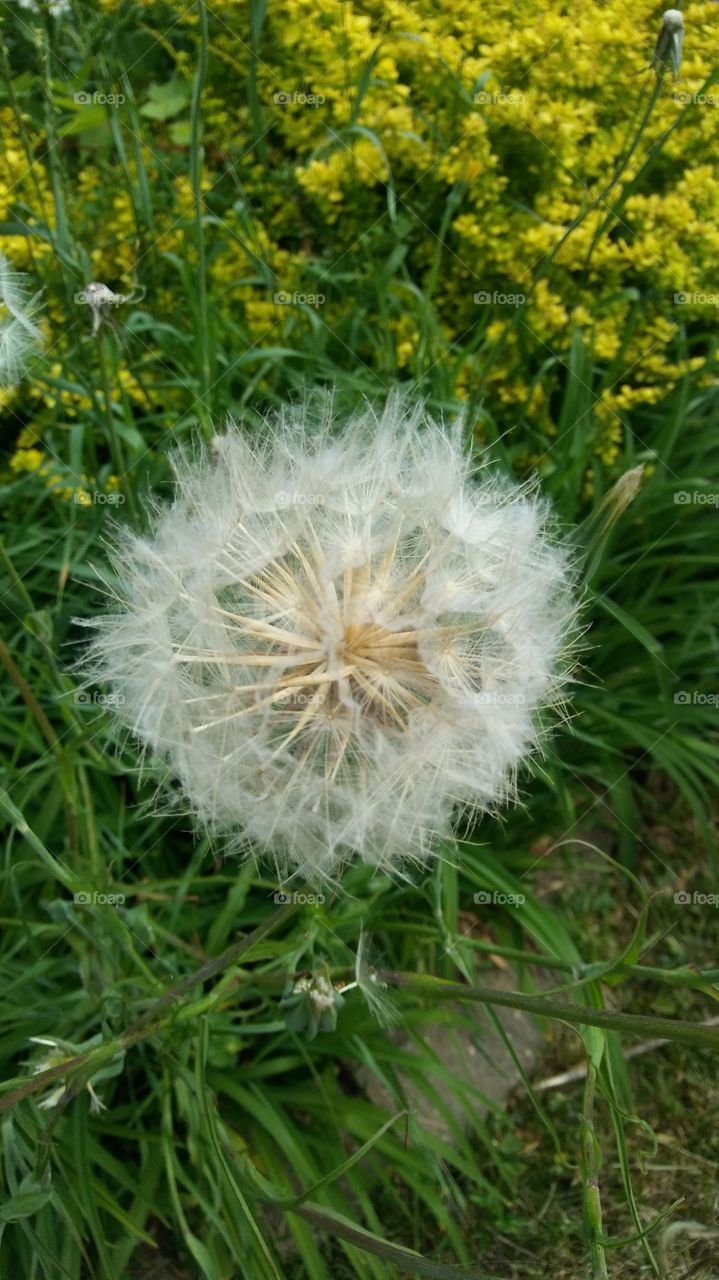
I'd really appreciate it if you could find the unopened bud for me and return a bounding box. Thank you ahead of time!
[653,9,684,76]
[606,465,644,522]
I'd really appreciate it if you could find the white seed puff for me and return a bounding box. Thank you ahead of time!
[84,396,575,883]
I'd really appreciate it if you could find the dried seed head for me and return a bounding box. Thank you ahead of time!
[83,396,576,885]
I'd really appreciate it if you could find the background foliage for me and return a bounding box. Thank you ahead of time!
[1,2,718,1277]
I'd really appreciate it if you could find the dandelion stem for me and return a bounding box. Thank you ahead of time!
[97,332,137,519]
[0,537,35,614]
[190,0,214,436]
[381,972,719,1051]
[4,951,719,1119]
[125,897,299,1032]
[581,1062,609,1279]
[0,638,59,751]
[473,66,668,409]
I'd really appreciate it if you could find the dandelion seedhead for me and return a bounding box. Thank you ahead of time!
[84,396,575,884]
[0,255,42,387]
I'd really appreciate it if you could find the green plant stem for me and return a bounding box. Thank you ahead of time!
[581,1062,609,1279]
[580,71,665,273]
[450,935,719,989]
[381,971,719,1050]
[4,948,719,1119]
[97,333,137,518]
[0,537,35,614]
[0,789,77,893]
[472,68,668,413]
[0,638,59,751]
[124,897,299,1032]
[190,0,213,436]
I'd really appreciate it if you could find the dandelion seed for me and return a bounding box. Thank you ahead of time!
[77,279,145,336]
[77,281,128,335]
[349,932,399,1027]
[83,395,575,883]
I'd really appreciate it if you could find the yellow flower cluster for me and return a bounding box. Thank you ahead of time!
[206,0,717,466]
[2,0,718,487]
[10,440,121,506]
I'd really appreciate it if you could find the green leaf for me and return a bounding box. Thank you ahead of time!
[169,120,192,145]
[0,1184,53,1222]
[58,106,108,137]
[140,79,191,120]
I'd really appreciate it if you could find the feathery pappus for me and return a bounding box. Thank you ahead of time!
[82,396,576,884]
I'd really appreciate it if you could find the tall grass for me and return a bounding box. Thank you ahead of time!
[0,3,718,1277]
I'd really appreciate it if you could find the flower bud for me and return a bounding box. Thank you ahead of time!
[653,9,684,76]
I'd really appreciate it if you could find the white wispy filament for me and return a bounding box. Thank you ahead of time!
[85,397,574,883]
[0,254,42,387]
